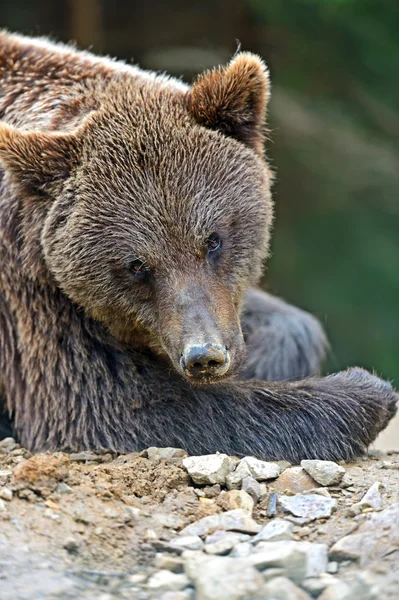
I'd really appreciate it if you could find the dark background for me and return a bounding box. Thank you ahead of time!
[1,1,398,386]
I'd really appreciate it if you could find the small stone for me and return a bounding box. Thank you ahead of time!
[240,457,280,481]
[69,451,102,462]
[318,581,351,600]
[252,519,294,544]
[129,573,148,584]
[0,470,12,486]
[0,487,13,501]
[358,482,383,511]
[327,562,339,574]
[329,534,363,561]
[63,537,79,553]
[179,514,221,537]
[271,467,319,494]
[205,531,250,555]
[146,447,187,460]
[241,476,263,503]
[302,574,339,596]
[267,492,277,517]
[279,494,337,520]
[155,554,184,573]
[217,490,254,515]
[219,509,261,534]
[248,543,308,583]
[203,484,221,498]
[253,541,328,579]
[275,461,292,473]
[0,438,17,453]
[158,592,193,600]
[169,535,204,551]
[0,498,8,512]
[261,568,286,582]
[147,570,190,592]
[258,577,312,600]
[182,454,236,485]
[230,542,253,558]
[56,482,74,495]
[301,460,346,487]
[226,461,252,490]
[184,554,263,600]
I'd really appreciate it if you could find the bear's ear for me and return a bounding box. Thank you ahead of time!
[188,52,270,155]
[0,123,82,193]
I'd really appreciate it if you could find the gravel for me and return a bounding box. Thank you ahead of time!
[1,441,399,600]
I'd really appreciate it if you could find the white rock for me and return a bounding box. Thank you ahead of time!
[205,531,250,555]
[184,554,263,600]
[248,543,308,583]
[301,460,346,486]
[279,494,337,520]
[318,581,352,600]
[0,498,7,512]
[179,514,221,537]
[241,477,263,503]
[302,574,340,596]
[179,509,260,537]
[155,554,184,573]
[240,457,280,481]
[219,509,261,534]
[259,577,312,600]
[147,570,190,592]
[0,487,13,501]
[182,454,236,485]
[226,461,252,490]
[230,542,253,558]
[169,535,204,551]
[329,533,363,561]
[358,482,383,511]
[251,519,294,544]
[253,541,328,579]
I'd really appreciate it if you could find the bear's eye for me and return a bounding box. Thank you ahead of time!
[206,233,222,255]
[129,259,151,282]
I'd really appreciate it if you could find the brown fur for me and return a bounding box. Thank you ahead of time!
[0,31,397,460]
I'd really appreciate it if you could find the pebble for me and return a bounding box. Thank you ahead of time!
[301,460,346,486]
[226,461,252,490]
[241,476,263,503]
[147,570,190,592]
[239,457,280,481]
[357,482,383,511]
[158,592,193,600]
[169,535,204,551]
[302,573,340,596]
[155,554,184,573]
[258,576,312,600]
[267,492,277,517]
[271,467,319,494]
[0,437,18,453]
[217,490,254,515]
[279,494,337,520]
[230,542,253,558]
[327,561,339,574]
[205,531,250,555]
[253,541,328,579]
[146,447,187,460]
[56,483,74,495]
[69,451,103,463]
[248,542,308,583]
[318,581,352,600]
[0,487,13,501]
[182,454,236,485]
[184,554,263,600]
[251,519,294,544]
[179,509,261,537]
[0,470,12,486]
[329,533,363,561]
[0,498,8,512]
[63,537,79,554]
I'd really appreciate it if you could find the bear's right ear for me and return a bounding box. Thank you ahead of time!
[0,123,82,193]
[188,52,270,155]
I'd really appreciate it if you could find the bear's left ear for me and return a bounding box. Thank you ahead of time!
[188,52,270,155]
[0,123,82,193]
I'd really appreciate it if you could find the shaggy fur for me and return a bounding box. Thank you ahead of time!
[0,31,397,461]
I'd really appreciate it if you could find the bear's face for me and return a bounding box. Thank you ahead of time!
[0,52,273,383]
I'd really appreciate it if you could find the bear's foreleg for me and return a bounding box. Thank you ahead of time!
[240,288,328,381]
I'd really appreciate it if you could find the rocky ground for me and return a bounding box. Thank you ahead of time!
[0,439,398,600]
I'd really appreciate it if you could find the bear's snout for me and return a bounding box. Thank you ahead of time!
[181,343,231,381]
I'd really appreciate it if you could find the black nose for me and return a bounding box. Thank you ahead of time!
[181,344,230,379]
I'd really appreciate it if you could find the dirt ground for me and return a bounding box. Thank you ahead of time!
[0,439,398,599]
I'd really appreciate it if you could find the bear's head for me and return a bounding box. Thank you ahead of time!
[0,53,273,384]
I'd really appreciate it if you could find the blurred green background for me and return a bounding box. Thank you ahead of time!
[1,2,398,395]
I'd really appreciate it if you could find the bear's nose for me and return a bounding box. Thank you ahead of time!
[181,344,230,380]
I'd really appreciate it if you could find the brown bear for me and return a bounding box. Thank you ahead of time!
[0,31,396,461]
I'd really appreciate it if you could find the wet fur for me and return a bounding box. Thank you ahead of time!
[0,32,397,461]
